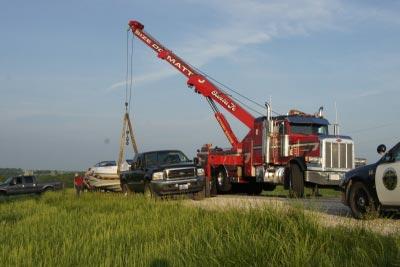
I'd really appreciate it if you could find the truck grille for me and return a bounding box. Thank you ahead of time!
[324,140,354,170]
[166,168,195,179]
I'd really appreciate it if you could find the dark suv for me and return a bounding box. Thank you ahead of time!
[120,150,205,199]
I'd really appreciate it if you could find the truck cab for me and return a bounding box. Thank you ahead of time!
[251,110,356,196]
[120,150,205,198]
[341,142,400,219]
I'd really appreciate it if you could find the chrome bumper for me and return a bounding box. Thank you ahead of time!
[305,170,345,186]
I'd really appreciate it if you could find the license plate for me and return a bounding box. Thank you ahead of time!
[178,184,189,190]
[329,174,340,181]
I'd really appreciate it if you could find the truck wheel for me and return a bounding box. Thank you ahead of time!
[348,181,378,219]
[289,164,304,198]
[43,187,54,193]
[121,183,131,196]
[143,182,158,199]
[216,169,232,193]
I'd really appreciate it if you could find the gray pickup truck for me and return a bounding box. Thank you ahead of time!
[0,175,63,196]
[120,150,205,199]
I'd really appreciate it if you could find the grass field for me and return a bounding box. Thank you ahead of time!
[0,190,399,266]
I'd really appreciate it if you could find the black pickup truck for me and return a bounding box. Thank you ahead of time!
[120,150,205,199]
[0,175,63,196]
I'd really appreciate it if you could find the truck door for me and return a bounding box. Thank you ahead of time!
[8,177,24,194]
[129,155,146,191]
[23,176,36,193]
[375,145,400,206]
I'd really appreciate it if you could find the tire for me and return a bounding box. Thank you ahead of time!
[348,181,379,219]
[143,182,158,199]
[121,183,131,196]
[43,187,54,194]
[289,164,304,198]
[216,169,232,193]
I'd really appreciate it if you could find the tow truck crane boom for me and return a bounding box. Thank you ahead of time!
[129,20,255,149]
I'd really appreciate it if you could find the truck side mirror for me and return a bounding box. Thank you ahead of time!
[193,157,199,165]
[377,144,386,155]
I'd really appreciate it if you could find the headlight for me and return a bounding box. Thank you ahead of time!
[152,172,164,180]
[306,156,322,165]
[197,168,205,176]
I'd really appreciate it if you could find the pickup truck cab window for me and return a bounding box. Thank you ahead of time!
[12,177,22,185]
[24,176,34,184]
[145,152,158,168]
[134,156,143,170]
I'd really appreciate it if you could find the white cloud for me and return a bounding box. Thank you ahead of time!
[357,90,384,98]
[107,0,399,89]
[106,69,176,92]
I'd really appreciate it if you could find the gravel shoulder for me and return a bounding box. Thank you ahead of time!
[185,195,400,235]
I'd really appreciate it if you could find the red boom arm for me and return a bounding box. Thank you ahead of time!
[129,20,255,148]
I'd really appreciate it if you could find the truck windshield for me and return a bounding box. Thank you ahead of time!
[1,177,12,184]
[158,151,190,165]
[290,123,328,135]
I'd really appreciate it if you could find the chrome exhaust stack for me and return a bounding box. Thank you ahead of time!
[264,102,272,164]
[317,106,323,117]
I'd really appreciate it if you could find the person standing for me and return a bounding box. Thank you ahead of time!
[74,173,84,196]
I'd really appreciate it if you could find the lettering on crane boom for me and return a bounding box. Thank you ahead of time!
[211,91,237,112]
[165,55,194,76]
[135,29,194,77]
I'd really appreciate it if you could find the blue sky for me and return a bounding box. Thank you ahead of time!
[1,0,399,170]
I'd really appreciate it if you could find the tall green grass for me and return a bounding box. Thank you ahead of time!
[0,190,399,266]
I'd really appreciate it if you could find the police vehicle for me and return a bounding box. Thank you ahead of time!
[341,142,400,219]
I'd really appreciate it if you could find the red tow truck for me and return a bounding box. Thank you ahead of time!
[129,20,358,197]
